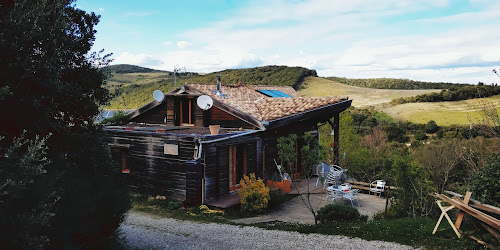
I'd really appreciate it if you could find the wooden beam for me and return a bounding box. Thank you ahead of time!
[444,190,500,216]
[333,112,339,165]
[433,200,461,238]
[436,194,500,231]
[454,191,472,230]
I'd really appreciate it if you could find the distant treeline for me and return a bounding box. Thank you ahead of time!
[188,65,317,88]
[105,64,170,74]
[392,84,500,104]
[327,76,460,90]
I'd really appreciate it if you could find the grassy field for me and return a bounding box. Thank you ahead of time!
[298,77,439,107]
[299,77,500,125]
[380,95,500,126]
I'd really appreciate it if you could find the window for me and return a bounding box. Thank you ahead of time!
[257,90,292,98]
[121,151,130,173]
[176,97,195,126]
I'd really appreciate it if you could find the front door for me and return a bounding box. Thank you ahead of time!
[229,144,247,191]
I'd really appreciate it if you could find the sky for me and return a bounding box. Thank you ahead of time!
[77,0,500,84]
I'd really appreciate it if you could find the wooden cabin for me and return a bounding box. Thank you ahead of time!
[104,79,351,205]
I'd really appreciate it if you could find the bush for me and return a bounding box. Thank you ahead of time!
[414,130,428,141]
[425,120,439,133]
[99,111,129,125]
[315,204,367,223]
[238,174,270,213]
[469,153,500,207]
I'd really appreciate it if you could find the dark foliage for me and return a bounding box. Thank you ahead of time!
[393,85,500,104]
[188,65,317,88]
[105,64,169,74]
[315,204,367,223]
[414,130,428,141]
[0,0,130,248]
[99,111,129,125]
[424,120,439,133]
[327,76,460,89]
[468,153,500,207]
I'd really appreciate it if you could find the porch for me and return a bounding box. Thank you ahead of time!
[212,177,390,225]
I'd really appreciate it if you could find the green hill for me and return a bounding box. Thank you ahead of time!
[105,65,317,109]
[105,64,169,74]
[188,65,317,88]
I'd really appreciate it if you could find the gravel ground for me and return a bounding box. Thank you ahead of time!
[119,212,414,250]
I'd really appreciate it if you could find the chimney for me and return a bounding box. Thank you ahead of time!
[216,75,222,92]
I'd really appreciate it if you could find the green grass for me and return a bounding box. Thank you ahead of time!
[256,217,480,249]
[130,194,488,249]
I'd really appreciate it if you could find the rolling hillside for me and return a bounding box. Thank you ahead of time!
[298,77,440,107]
[299,77,500,125]
[104,64,499,126]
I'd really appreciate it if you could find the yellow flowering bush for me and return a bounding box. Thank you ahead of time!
[238,173,270,213]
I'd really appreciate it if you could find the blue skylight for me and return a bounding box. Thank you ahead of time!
[257,90,292,98]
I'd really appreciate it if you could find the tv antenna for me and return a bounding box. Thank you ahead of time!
[173,66,186,88]
[197,95,213,111]
[153,90,164,102]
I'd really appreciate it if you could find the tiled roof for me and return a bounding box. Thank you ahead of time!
[185,83,346,122]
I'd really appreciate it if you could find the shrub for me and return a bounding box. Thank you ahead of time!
[99,111,129,125]
[238,174,270,213]
[414,130,428,141]
[315,204,367,223]
[469,153,500,207]
[425,120,439,133]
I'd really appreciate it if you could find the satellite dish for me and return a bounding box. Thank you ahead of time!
[153,90,164,102]
[197,95,213,111]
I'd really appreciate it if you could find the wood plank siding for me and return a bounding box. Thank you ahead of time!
[107,130,196,199]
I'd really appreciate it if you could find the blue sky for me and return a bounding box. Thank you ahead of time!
[77,0,500,84]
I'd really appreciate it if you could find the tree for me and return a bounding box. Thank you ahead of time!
[277,134,298,180]
[298,133,325,224]
[468,153,500,207]
[412,140,461,194]
[425,120,439,134]
[0,0,129,248]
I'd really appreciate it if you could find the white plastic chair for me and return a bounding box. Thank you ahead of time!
[326,189,343,203]
[343,189,360,207]
[369,180,386,197]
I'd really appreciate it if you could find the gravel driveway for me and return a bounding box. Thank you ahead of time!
[119,211,414,250]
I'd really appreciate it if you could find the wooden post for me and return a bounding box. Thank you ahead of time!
[454,191,471,230]
[384,186,390,217]
[333,112,340,165]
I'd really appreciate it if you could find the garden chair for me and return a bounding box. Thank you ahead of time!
[326,189,343,203]
[369,180,386,197]
[343,189,360,207]
[315,162,330,186]
[274,159,290,181]
[325,170,343,186]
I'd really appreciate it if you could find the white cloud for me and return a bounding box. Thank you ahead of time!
[109,0,500,83]
[176,41,192,49]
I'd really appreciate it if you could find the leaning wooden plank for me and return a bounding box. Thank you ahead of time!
[481,222,500,239]
[436,194,500,231]
[455,191,472,230]
[444,190,500,216]
[469,236,497,249]
[471,203,500,216]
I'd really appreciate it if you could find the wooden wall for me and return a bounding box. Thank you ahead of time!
[130,102,167,124]
[207,106,255,129]
[202,133,260,202]
[107,130,196,199]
